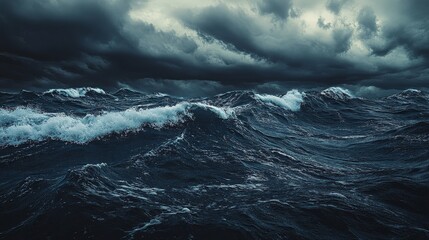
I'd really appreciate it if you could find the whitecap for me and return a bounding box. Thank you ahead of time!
[402,89,421,94]
[254,89,305,111]
[0,102,234,146]
[328,192,347,198]
[82,163,107,169]
[0,104,188,145]
[44,87,106,98]
[152,92,169,97]
[321,87,354,100]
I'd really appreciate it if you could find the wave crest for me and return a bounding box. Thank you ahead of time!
[44,87,107,98]
[321,87,354,100]
[0,102,234,146]
[192,103,235,119]
[254,90,304,111]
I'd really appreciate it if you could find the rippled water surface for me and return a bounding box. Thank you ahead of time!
[0,87,428,239]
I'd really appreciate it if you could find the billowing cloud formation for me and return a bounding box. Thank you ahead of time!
[0,0,428,91]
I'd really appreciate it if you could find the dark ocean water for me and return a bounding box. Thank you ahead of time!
[0,87,428,239]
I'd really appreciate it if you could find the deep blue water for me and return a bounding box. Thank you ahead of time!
[0,87,428,239]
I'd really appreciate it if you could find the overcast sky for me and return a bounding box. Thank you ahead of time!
[0,0,428,93]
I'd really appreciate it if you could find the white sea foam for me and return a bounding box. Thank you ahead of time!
[82,163,108,169]
[0,102,234,146]
[254,89,304,111]
[152,92,169,97]
[44,87,106,98]
[328,192,347,198]
[321,87,354,100]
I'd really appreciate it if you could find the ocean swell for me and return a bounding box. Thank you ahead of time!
[0,102,233,146]
[1,88,428,239]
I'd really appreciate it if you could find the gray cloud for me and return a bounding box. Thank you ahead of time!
[317,17,332,30]
[370,23,429,61]
[124,21,198,55]
[368,0,429,61]
[0,0,205,89]
[179,5,257,56]
[357,7,377,39]
[257,0,293,21]
[326,0,350,15]
[333,28,353,53]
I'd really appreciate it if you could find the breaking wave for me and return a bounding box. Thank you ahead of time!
[321,87,354,100]
[254,89,305,111]
[44,87,107,98]
[0,102,234,146]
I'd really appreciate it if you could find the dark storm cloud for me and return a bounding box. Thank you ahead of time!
[370,25,429,62]
[257,0,293,21]
[370,27,429,66]
[179,5,255,55]
[368,0,429,61]
[0,0,124,87]
[332,28,353,53]
[0,0,132,60]
[0,0,202,89]
[178,4,356,69]
[357,7,377,39]
[0,0,428,91]
[360,67,429,89]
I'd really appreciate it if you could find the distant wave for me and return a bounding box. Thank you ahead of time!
[2,87,426,102]
[44,87,107,98]
[113,88,143,95]
[321,87,354,100]
[401,89,421,94]
[387,88,426,100]
[254,90,305,111]
[0,102,234,146]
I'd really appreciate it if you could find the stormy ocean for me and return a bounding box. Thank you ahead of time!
[0,87,428,239]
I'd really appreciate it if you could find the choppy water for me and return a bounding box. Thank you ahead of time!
[0,87,428,239]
